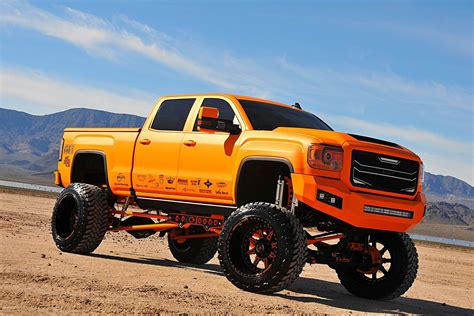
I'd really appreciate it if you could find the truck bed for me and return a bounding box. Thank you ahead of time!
[60,127,141,196]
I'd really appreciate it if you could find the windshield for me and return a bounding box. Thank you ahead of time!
[238,99,333,131]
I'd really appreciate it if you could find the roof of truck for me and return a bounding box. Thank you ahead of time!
[162,93,294,109]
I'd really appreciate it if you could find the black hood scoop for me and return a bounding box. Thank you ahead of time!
[348,134,401,149]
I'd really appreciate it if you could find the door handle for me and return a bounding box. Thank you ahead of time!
[139,138,151,145]
[183,140,197,147]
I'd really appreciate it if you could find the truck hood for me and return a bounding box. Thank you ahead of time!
[274,127,353,147]
[273,127,418,159]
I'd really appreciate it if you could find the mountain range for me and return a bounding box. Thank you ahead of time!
[0,107,472,231]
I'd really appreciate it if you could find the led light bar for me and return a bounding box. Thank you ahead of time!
[364,205,413,219]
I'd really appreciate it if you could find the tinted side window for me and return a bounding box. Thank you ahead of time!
[193,98,238,131]
[151,98,195,131]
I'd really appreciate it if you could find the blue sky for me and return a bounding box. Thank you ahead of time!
[0,0,473,184]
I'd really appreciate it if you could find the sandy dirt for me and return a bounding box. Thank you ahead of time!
[0,190,473,315]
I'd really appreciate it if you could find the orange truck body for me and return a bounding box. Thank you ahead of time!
[56,94,426,232]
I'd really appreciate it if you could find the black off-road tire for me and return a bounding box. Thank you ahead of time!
[336,232,418,300]
[218,202,307,293]
[168,227,218,264]
[51,183,109,254]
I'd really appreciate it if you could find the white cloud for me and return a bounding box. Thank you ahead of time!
[1,1,472,184]
[0,1,236,89]
[2,1,472,113]
[278,58,473,112]
[380,21,473,57]
[325,114,472,155]
[0,68,154,116]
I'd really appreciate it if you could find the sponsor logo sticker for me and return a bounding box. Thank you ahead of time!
[178,178,188,185]
[63,156,71,167]
[190,179,201,186]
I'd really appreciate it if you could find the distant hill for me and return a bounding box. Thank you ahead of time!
[424,202,473,226]
[424,172,473,198]
[0,107,472,226]
[0,108,145,183]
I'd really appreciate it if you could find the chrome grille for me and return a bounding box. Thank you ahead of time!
[350,150,419,195]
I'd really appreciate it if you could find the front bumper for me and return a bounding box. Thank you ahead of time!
[291,174,426,232]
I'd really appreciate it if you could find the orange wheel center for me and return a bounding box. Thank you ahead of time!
[358,246,382,274]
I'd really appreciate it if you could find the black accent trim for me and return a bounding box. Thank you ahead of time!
[349,134,401,149]
[71,150,109,187]
[316,189,343,209]
[350,150,419,196]
[135,197,236,217]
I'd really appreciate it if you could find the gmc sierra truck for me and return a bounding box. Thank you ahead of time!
[52,94,426,300]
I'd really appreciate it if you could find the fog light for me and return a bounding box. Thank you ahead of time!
[317,190,343,209]
[364,205,413,219]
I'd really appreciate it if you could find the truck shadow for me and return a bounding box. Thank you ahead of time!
[281,277,473,315]
[89,253,472,315]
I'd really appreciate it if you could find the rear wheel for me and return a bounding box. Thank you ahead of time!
[218,202,306,293]
[336,232,418,300]
[51,183,109,254]
[168,227,218,264]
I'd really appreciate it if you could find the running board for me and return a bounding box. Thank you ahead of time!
[135,197,236,217]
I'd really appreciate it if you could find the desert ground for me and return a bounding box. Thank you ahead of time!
[0,188,473,314]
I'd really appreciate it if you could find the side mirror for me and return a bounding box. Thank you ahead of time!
[197,106,241,135]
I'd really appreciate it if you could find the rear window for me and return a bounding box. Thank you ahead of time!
[238,99,332,131]
[151,98,195,131]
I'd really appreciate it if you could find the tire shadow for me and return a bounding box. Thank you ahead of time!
[88,253,473,315]
[89,253,223,276]
[281,277,472,315]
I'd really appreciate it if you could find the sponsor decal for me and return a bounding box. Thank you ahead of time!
[117,173,125,182]
[216,182,227,188]
[166,176,175,184]
[182,187,196,193]
[64,144,74,154]
[215,189,229,195]
[190,178,201,186]
[147,175,156,183]
[204,179,213,188]
[199,189,212,194]
[159,175,165,185]
[178,178,188,185]
[63,156,71,167]
[137,174,146,182]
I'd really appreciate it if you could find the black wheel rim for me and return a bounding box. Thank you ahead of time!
[229,217,278,276]
[55,195,79,240]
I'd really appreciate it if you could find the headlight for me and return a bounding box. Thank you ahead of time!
[308,144,343,172]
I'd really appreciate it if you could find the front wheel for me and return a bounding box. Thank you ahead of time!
[336,232,418,300]
[218,202,307,293]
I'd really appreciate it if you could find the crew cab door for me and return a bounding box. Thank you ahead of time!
[132,98,196,197]
[176,97,243,204]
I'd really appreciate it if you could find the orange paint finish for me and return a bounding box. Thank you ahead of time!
[56,93,426,233]
[292,174,426,232]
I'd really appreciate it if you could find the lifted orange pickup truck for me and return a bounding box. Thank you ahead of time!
[52,94,425,299]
